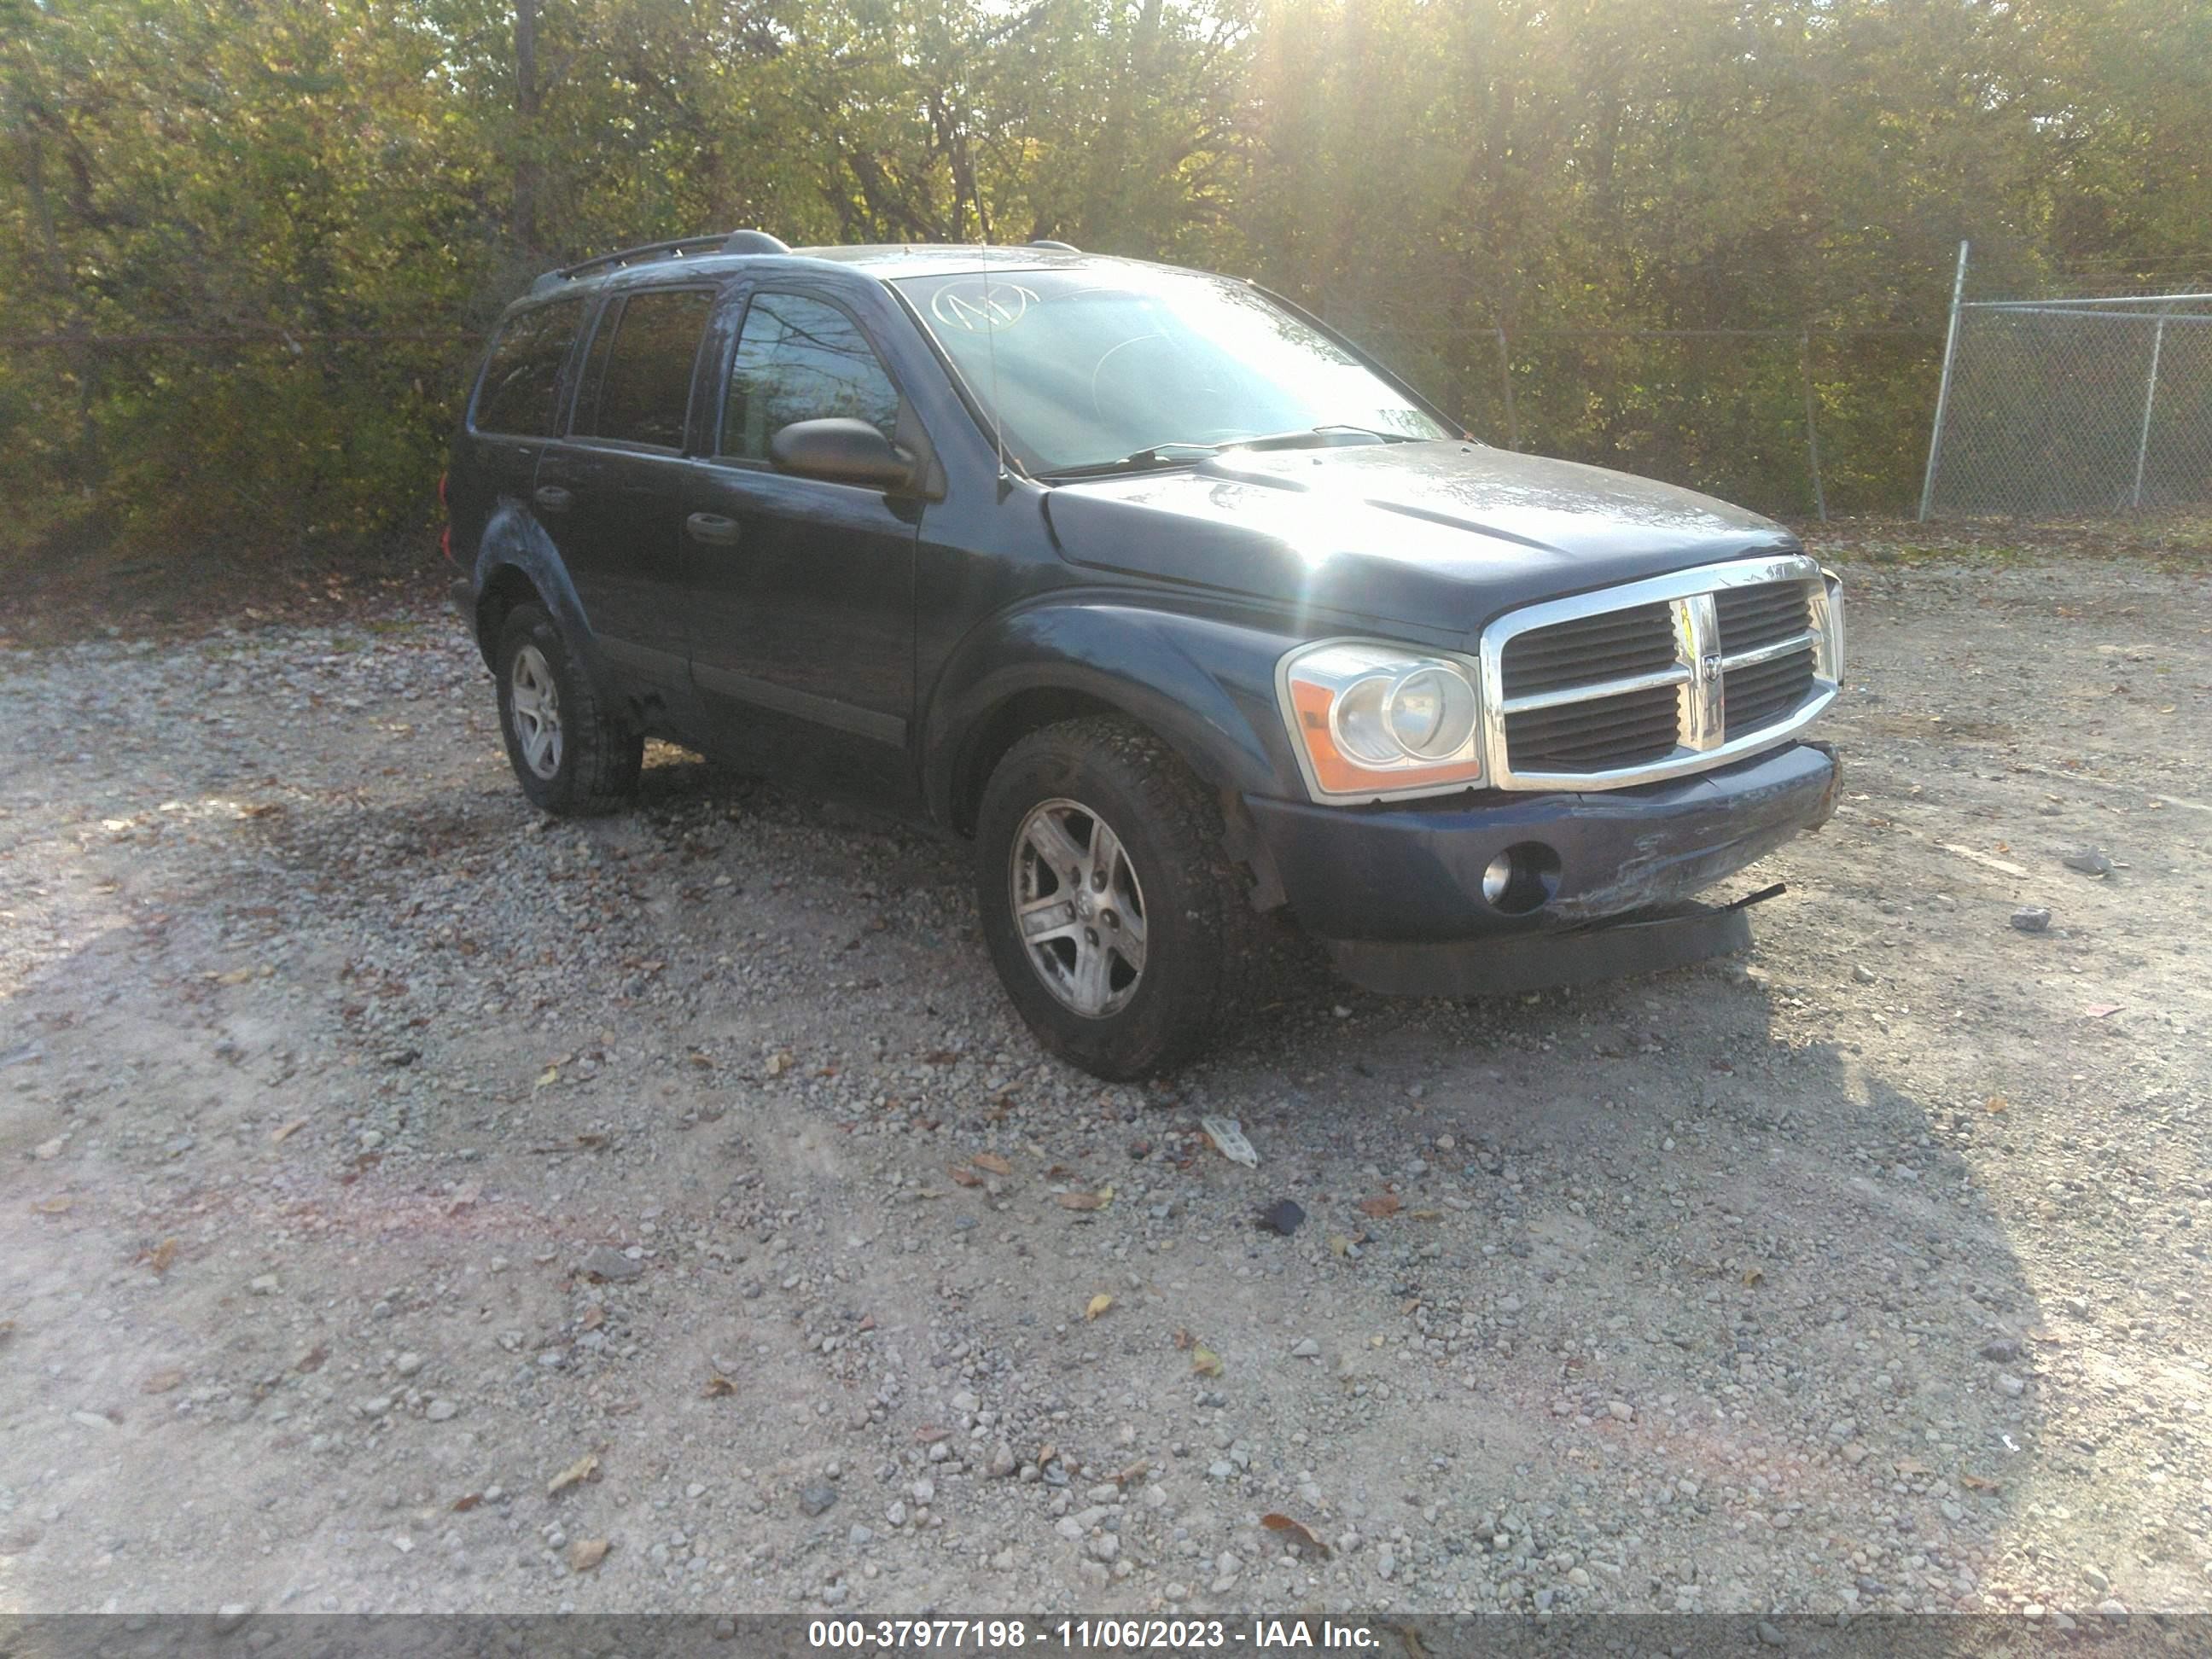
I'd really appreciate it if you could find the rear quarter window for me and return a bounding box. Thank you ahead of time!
[470,300,585,436]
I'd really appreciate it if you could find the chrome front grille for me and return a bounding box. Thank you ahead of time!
[1477,554,1842,790]
[1716,581,1816,655]
[1498,602,1677,696]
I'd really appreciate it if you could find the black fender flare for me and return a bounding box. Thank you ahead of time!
[922,597,1310,834]
[464,499,614,697]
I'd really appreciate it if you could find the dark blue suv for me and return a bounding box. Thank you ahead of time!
[445,230,1842,1078]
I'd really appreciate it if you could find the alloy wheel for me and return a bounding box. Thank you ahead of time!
[509,644,564,780]
[1010,797,1148,1018]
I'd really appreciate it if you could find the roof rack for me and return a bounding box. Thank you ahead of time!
[528,230,793,295]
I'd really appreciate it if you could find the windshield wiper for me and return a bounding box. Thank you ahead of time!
[1037,442,1220,481]
[1039,425,1416,481]
[1228,423,1417,451]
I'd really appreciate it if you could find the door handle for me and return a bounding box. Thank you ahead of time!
[686,512,742,547]
[533,485,573,513]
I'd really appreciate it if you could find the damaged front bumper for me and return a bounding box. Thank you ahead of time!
[1242,740,1838,996]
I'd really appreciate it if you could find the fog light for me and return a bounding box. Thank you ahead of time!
[1481,842,1562,916]
[1480,853,1514,905]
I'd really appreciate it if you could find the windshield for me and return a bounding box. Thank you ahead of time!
[891,266,1451,474]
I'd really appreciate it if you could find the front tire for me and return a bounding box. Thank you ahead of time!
[975,717,1257,1080]
[492,602,643,816]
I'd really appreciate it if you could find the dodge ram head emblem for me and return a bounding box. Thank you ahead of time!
[1698,649,1725,690]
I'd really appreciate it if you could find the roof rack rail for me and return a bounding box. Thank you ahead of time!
[722,230,791,255]
[1029,239,1079,253]
[527,229,791,295]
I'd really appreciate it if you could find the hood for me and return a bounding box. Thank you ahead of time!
[1040,440,1797,634]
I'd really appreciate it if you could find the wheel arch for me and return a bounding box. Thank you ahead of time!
[926,601,1308,858]
[463,498,613,703]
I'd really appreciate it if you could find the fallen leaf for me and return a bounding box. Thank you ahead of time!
[1173,1328,1196,1351]
[1085,1293,1115,1321]
[1742,1266,1765,1287]
[1112,1458,1150,1487]
[1985,1094,2008,1115]
[971,1152,1012,1177]
[451,1493,481,1513]
[1960,1471,2002,1493]
[1056,1188,1110,1212]
[701,1374,736,1398]
[294,1344,329,1373]
[1260,1511,1332,1557]
[33,1196,72,1215]
[1409,1208,1441,1221]
[1358,1191,1401,1219]
[1191,1346,1224,1377]
[765,1051,791,1077]
[547,1452,599,1496]
[533,1066,560,1091]
[215,968,255,986]
[140,1368,185,1395]
[579,1306,606,1330]
[271,1117,308,1144]
[1036,1442,1057,1470]
[1893,1457,1930,1478]
[567,1538,608,1572]
[913,1425,951,1444]
[948,1166,982,1188]
[2084,1004,2122,1019]
[143,1238,178,1275]
[1329,1234,1351,1258]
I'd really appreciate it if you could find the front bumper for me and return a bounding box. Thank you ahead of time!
[1242,739,1838,946]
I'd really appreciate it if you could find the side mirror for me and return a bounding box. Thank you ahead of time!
[768,418,917,492]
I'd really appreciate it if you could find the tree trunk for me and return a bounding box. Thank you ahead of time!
[20,130,102,487]
[513,0,542,256]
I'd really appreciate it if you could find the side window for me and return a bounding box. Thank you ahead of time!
[720,293,902,462]
[576,288,715,449]
[471,300,584,437]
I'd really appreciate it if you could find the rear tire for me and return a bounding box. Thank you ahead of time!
[492,602,642,816]
[975,717,1259,1079]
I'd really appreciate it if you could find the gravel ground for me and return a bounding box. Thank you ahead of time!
[1,542,2208,1623]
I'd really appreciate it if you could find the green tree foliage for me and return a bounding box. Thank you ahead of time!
[1,0,2203,558]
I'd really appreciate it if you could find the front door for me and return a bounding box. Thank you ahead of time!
[534,284,717,721]
[683,288,924,808]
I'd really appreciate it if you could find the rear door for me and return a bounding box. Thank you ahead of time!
[682,286,928,806]
[534,284,718,713]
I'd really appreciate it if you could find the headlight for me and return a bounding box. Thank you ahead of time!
[1278,640,1486,801]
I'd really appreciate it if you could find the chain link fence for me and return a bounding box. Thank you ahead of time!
[1920,293,2212,518]
[17,273,2203,556]
[1324,309,1944,521]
